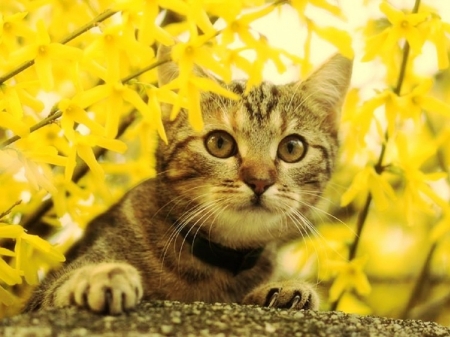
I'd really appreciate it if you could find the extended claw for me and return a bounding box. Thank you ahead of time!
[268,291,279,307]
[290,294,301,309]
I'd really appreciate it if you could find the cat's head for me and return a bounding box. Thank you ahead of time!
[155,46,352,249]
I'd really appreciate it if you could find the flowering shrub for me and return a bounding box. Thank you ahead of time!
[0,0,449,323]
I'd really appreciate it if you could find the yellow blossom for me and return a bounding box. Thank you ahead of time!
[0,12,34,59]
[291,0,342,20]
[136,1,174,46]
[399,79,450,123]
[73,82,151,138]
[394,133,447,217]
[58,98,105,140]
[0,222,63,289]
[329,255,372,302]
[363,2,429,61]
[311,23,354,59]
[10,20,83,91]
[164,41,240,129]
[341,166,396,211]
[65,134,127,182]
[84,24,154,83]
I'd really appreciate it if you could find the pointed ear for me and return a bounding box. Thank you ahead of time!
[293,54,352,134]
[157,44,179,87]
[302,54,353,112]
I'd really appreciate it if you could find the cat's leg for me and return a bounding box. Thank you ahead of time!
[242,280,319,310]
[52,262,143,315]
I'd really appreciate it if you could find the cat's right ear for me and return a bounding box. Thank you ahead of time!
[157,44,179,87]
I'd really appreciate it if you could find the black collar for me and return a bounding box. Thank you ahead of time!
[179,227,264,275]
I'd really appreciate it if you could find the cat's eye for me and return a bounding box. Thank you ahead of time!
[277,135,306,163]
[205,131,237,158]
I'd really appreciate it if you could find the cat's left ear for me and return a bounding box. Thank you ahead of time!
[297,54,353,128]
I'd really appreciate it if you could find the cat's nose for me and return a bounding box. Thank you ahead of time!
[240,159,277,196]
[245,178,274,196]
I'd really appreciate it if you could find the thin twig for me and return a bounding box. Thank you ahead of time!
[0,200,22,220]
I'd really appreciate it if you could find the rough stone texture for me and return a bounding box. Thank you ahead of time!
[1,301,449,337]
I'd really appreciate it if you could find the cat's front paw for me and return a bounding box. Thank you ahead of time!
[54,262,143,315]
[242,280,319,310]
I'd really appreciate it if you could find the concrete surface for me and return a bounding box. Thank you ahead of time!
[1,300,449,337]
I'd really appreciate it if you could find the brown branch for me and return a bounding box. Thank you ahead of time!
[0,200,22,220]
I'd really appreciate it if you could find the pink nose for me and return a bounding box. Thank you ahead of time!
[244,178,274,196]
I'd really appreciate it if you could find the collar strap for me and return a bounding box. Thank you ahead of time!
[179,227,264,275]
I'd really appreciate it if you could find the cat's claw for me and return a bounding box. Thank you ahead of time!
[267,291,301,309]
[54,262,143,315]
[290,294,301,310]
[242,280,319,310]
[267,290,279,307]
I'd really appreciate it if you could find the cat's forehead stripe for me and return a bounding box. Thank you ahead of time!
[241,83,279,122]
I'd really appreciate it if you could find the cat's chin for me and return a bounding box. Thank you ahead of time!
[206,207,290,248]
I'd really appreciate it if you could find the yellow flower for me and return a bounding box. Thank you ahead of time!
[329,255,372,302]
[310,23,354,59]
[135,0,174,46]
[363,2,429,61]
[220,3,277,45]
[341,166,396,211]
[0,12,34,59]
[0,223,63,290]
[10,20,83,91]
[74,82,150,138]
[394,133,447,217]
[348,89,402,140]
[0,86,30,137]
[164,41,239,130]
[58,98,105,140]
[399,79,450,123]
[65,134,127,182]
[84,24,154,83]
[291,0,342,20]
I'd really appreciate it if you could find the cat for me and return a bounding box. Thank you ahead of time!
[24,46,352,315]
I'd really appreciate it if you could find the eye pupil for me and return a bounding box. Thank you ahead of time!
[217,137,224,149]
[287,142,294,154]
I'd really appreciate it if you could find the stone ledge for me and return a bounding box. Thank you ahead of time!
[1,301,449,337]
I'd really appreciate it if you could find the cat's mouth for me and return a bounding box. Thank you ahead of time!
[250,195,263,206]
[247,195,272,212]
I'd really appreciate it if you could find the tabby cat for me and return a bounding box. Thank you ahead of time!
[24,47,352,315]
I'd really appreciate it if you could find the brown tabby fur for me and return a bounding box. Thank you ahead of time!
[24,48,352,315]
